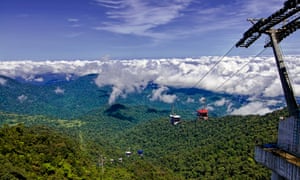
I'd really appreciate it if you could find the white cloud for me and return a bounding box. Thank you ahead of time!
[263,78,283,97]
[55,87,65,94]
[18,94,28,103]
[34,77,44,82]
[108,86,123,105]
[226,101,235,113]
[214,98,228,107]
[0,60,103,78]
[94,0,192,39]
[186,97,194,103]
[199,97,206,104]
[0,55,300,113]
[0,77,7,85]
[67,18,81,28]
[94,60,158,104]
[238,0,282,16]
[66,74,73,81]
[67,18,79,22]
[230,101,273,115]
[92,0,284,42]
[21,75,44,82]
[150,86,177,104]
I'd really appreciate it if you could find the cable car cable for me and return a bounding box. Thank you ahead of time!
[191,45,236,120]
[216,48,267,91]
[192,45,236,89]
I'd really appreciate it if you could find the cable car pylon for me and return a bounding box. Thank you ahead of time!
[236,0,300,179]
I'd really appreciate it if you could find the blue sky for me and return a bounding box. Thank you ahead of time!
[1,0,299,60]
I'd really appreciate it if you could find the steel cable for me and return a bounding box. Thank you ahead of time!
[216,48,267,91]
[192,45,236,89]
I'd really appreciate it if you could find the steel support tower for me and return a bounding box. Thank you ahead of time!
[236,0,300,179]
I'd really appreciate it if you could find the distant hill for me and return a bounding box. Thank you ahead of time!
[0,73,265,120]
[0,74,109,119]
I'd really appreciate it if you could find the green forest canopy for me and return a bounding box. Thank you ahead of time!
[0,107,288,179]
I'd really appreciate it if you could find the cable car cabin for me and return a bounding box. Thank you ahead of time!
[170,114,181,125]
[137,149,144,156]
[125,151,132,157]
[197,109,208,120]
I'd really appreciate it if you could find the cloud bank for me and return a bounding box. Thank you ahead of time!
[1,56,300,114]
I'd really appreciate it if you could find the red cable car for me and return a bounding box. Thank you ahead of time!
[197,108,208,120]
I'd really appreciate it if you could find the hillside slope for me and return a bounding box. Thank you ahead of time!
[0,124,97,179]
[110,109,288,179]
[0,106,289,179]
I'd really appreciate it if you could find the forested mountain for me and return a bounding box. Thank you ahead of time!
[0,74,109,119]
[109,111,285,179]
[0,106,288,179]
[0,123,179,179]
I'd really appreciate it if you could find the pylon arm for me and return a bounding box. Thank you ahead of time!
[236,0,300,48]
[265,17,300,47]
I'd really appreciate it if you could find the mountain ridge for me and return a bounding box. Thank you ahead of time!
[0,73,287,120]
